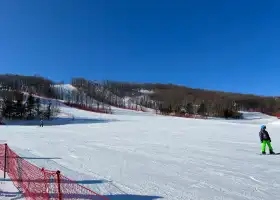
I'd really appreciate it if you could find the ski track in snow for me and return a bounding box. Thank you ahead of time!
[0,106,280,199]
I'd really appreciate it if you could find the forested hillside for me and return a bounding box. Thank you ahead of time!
[0,74,279,120]
[102,81,280,118]
[0,74,59,120]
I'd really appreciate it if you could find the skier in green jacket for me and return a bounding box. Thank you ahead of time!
[259,125,275,154]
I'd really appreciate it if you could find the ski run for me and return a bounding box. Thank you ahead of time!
[0,100,280,200]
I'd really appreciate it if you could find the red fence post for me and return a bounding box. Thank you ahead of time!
[41,168,49,199]
[56,170,62,200]
[4,143,7,179]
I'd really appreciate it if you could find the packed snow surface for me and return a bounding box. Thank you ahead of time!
[1,106,280,200]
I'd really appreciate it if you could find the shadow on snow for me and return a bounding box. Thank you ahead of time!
[105,195,163,200]
[0,178,161,199]
[0,177,107,185]
[20,156,62,160]
[0,191,163,200]
[0,156,62,160]
[2,117,118,126]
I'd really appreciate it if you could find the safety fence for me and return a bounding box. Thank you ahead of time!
[64,102,113,114]
[114,105,147,112]
[174,114,207,119]
[64,102,148,114]
[0,144,109,200]
[158,112,207,119]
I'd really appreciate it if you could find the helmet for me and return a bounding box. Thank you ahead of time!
[261,125,266,129]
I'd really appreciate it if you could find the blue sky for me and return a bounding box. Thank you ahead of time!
[0,0,280,96]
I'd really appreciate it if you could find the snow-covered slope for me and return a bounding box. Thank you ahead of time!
[1,104,280,199]
[207,111,278,126]
[239,111,278,125]
[53,83,78,92]
[240,111,277,120]
[139,89,154,94]
[52,83,155,113]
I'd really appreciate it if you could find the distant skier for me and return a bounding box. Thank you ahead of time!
[40,119,44,127]
[259,125,275,154]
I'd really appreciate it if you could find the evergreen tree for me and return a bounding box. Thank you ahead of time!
[15,99,24,119]
[0,100,3,117]
[14,92,24,119]
[186,103,194,114]
[46,101,52,120]
[26,93,35,119]
[35,98,41,118]
[2,99,13,119]
[197,102,207,116]
[224,109,230,119]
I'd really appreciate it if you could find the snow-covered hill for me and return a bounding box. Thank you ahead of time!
[52,83,104,107]
[52,83,155,113]
[1,102,280,199]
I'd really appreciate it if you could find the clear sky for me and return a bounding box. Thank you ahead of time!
[0,0,280,96]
